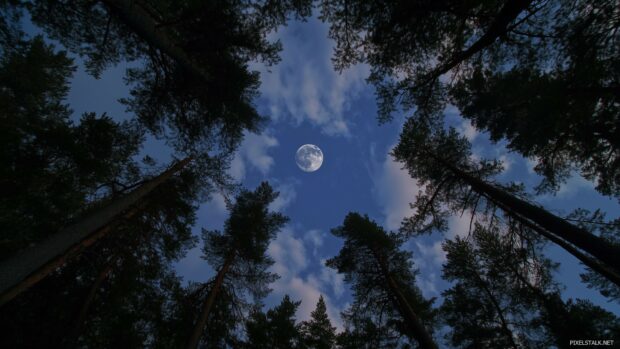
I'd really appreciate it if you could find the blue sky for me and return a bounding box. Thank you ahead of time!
[32,13,620,333]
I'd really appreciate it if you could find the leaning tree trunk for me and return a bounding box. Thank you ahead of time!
[492,196,620,288]
[101,0,209,81]
[0,157,191,306]
[371,248,438,349]
[186,252,235,349]
[433,155,620,278]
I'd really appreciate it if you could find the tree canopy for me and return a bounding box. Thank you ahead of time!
[321,0,620,198]
[1,0,619,348]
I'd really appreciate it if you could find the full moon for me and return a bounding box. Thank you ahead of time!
[295,144,323,172]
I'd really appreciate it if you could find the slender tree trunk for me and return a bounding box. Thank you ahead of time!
[370,248,438,349]
[101,0,209,80]
[492,197,620,287]
[186,252,235,349]
[66,258,116,347]
[423,0,533,85]
[0,157,191,306]
[434,155,620,277]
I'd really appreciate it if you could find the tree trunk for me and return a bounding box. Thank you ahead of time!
[434,156,620,277]
[101,0,209,81]
[492,197,620,288]
[370,248,438,349]
[186,252,235,349]
[0,157,191,306]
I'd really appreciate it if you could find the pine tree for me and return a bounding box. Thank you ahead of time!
[186,182,288,349]
[321,0,620,197]
[0,157,191,305]
[327,212,437,349]
[336,308,403,349]
[0,169,199,347]
[300,295,337,349]
[441,222,620,348]
[27,0,312,154]
[244,295,304,349]
[392,119,620,286]
[565,209,620,302]
[0,34,169,304]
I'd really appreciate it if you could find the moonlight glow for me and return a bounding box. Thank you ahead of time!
[295,144,323,172]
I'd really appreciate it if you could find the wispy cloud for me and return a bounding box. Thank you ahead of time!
[256,17,369,136]
[229,130,279,181]
[269,180,298,213]
[304,229,324,257]
[268,227,344,329]
[370,144,423,231]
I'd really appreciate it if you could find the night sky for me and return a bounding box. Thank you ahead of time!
[33,14,620,331]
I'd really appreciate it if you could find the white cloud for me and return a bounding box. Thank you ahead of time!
[417,272,439,296]
[304,229,324,257]
[269,181,297,213]
[230,131,279,181]
[256,17,369,136]
[457,118,479,142]
[268,228,308,276]
[268,227,344,329]
[371,145,423,231]
[416,240,446,265]
[541,172,597,200]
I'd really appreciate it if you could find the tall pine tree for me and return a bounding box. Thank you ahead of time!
[327,212,437,349]
[186,182,288,348]
[300,295,337,349]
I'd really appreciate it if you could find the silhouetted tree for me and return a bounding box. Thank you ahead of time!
[321,0,620,197]
[327,212,437,349]
[300,295,337,349]
[566,209,620,302]
[0,35,142,257]
[441,223,620,348]
[28,0,312,154]
[442,224,555,348]
[244,295,304,349]
[0,169,199,347]
[451,65,620,197]
[187,182,288,348]
[537,296,620,349]
[392,119,620,286]
[0,34,180,303]
[336,306,405,349]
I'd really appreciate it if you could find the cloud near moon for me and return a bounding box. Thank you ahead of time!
[296,144,323,172]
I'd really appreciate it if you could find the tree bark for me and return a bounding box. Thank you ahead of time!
[434,155,620,277]
[0,157,191,306]
[186,252,235,349]
[370,248,438,349]
[100,0,209,81]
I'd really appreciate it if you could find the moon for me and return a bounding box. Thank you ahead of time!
[295,144,323,172]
